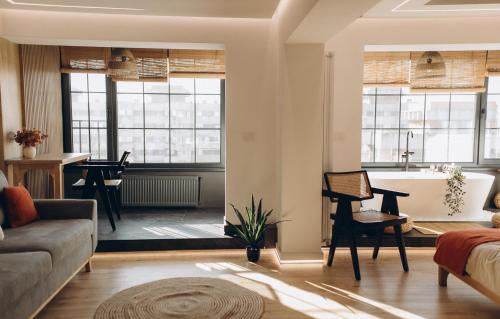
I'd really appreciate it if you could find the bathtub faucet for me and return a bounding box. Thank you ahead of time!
[402,131,415,172]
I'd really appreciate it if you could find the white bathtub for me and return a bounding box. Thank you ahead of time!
[363,171,495,221]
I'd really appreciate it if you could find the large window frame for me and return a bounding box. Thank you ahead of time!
[62,74,226,170]
[362,83,500,169]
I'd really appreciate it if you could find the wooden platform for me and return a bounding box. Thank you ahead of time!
[414,222,485,235]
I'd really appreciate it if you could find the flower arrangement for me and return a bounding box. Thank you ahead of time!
[14,128,48,147]
[443,165,466,216]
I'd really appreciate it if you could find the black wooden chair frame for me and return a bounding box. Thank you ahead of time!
[74,152,130,231]
[323,170,410,280]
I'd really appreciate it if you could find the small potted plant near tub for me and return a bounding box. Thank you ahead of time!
[227,196,285,262]
[14,128,48,159]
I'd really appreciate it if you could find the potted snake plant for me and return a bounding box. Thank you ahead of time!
[227,196,284,262]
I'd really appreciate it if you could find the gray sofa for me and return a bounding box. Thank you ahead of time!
[0,171,97,319]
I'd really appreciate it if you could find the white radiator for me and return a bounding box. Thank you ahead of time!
[121,175,200,207]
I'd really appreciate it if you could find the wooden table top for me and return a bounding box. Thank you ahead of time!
[5,153,91,165]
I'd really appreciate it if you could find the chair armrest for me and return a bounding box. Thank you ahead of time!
[34,199,97,250]
[322,190,363,202]
[371,187,409,197]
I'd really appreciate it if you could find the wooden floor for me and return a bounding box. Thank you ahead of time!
[37,249,499,319]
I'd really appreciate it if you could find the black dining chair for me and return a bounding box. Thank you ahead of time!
[72,151,130,231]
[322,170,410,280]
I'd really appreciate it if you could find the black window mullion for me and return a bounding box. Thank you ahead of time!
[397,88,402,163]
[142,83,146,163]
[86,74,93,157]
[194,79,197,164]
[105,76,115,161]
[422,93,427,163]
[168,81,172,163]
[446,93,452,162]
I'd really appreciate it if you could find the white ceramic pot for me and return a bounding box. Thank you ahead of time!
[23,146,36,159]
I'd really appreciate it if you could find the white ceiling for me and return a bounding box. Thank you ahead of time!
[0,0,281,18]
[365,0,500,17]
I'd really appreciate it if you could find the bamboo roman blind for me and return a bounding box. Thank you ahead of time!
[60,46,110,73]
[409,51,487,92]
[364,50,490,92]
[363,52,410,87]
[169,49,225,78]
[486,51,500,76]
[130,49,169,82]
[60,46,225,80]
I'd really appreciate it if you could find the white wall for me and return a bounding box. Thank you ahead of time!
[278,43,324,254]
[273,0,325,254]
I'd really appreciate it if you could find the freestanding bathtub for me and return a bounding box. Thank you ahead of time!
[363,171,495,221]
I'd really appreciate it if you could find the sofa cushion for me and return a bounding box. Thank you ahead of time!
[0,219,93,264]
[0,251,52,310]
[4,186,39,228]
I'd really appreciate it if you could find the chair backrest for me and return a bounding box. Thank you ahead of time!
[324,171,374,200]
[118,151,131,166]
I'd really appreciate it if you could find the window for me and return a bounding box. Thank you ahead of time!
[64,74,224,167]
[484,77,500,160]
[116,78,222,164]
[362,87,478,165]
[69,73,108,159]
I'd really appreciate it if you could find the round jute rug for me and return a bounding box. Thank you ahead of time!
[94,277,264,319]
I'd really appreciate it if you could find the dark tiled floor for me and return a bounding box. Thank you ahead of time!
[98,207,227,240]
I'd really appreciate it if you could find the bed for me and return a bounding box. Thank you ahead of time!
[434,229,500,304]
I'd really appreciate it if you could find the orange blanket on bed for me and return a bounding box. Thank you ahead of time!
[433,228,500,275]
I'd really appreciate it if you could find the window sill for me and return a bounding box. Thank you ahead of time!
[125,167,225,173]
[362,164,500,172]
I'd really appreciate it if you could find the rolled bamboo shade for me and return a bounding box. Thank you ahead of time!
[363,52,411,87]
[130,48,169,82]
[486,50,500,76]
[60,47,225,79]
[410,51,487,92]
[169,49,225,78]
[60,46,110,74]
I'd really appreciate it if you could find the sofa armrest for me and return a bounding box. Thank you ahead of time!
[34,199,97,251]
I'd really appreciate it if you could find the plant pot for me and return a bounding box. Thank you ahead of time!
[246,247,260,262]
[23,146,36,159]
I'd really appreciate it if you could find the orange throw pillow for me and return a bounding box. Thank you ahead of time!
[4,186,39,228]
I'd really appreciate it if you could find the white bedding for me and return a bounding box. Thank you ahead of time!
[465,241,500,294]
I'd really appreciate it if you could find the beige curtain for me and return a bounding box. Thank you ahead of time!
[21,45,63,198]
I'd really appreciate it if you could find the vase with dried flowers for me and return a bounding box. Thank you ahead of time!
[14,128,48,159]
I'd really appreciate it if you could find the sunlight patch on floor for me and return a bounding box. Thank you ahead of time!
[142,224,225,238]
[314,282,427,319]
[235,272,383,319]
